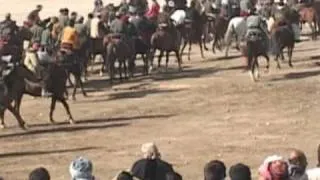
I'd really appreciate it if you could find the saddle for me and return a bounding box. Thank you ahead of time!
[60,43,74,55]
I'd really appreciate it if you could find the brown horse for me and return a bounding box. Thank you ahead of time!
[299,6,318,40]
[0,58,75,129]
[149,25,182,72]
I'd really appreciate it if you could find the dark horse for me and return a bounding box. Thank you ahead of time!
[149,22,182,72]
[180,6,208,61]
[104,35,135,84]
[0,55,75,128]
[0,60,26,129]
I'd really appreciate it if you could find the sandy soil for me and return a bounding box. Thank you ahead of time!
[0,1,320,179]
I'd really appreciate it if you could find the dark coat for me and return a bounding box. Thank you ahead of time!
[131,159,174,180]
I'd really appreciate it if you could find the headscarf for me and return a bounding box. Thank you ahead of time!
[258,155,288,180]
[69,157,94,180]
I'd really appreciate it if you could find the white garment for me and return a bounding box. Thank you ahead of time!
[222,0,229,5]
[90,17,100,38]
[170,10,186,26]
[307,168,320,180]
[37,50,52,63]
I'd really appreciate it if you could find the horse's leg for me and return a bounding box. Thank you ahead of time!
[67,72,74,87]
[7,104,26,129]
[288,46,294,67]
[188,39,192,61]
[15,94,23,113]
[0,109,5,129]
[118,60,123,81]
[49,97,57,123]
[199,37,205,59]
[71,74,78,101]
[264,54,270,73]
[76,74,87,98]
[175,50,182,71]
[212,35,217,53]
[158,50,164,68]
[149,48,155,72]
[309,22,316,40]
[280,50,285,62]
[58,97,75,124]
[180,38,188,62]
[275,53,281,69]
[142,54,148,75]
[123,59,128,80]
[165,51,170,72]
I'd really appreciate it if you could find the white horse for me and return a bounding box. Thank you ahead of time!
[224,16,247,57]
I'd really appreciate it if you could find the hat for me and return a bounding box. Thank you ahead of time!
[69,157,93,180]
[141,142,161,160]
[229,163,251,180]
[168,0,175,7]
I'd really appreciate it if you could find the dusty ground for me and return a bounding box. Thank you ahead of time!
[0,1,320,179]
[0,34,320,179]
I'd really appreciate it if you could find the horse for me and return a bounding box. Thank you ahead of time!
[149,24,182,72]
[271,24,295,68]
[224,16,247,57]
[0,60,26,129]
[211,16,229,53]
[3,55,75,127]
[299,6,318,40]
[104,34,135,84]
[180,7,208,61]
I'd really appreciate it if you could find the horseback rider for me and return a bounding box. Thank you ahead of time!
[94,0,104,13]
[30,20,44,45]
[59,8,69,28]
[27,5,43,25]
[245,7,269,69]
[59,19,79,55]
[240,0,256,16]
[0,13,18,46]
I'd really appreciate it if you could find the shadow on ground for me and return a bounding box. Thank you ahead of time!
[0,146,99,158]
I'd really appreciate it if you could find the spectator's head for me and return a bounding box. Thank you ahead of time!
[71,12,78,19]
[288,149,308,173]
[36,5,43,11]
[88,13,94,19]
[51,16,58,24]
[204,160,226,180]
[69,157,94,180]
[59,8,64,14]
[77,16,84,24]
[116,171,133,180]
[29,167,50,180]
[141,142,161,160]
[68,19,75,27]
[229,163,251,180]
[166,172,183,180]
[64,8,69,15]
[5,13,11,20]
[259,155,288,180]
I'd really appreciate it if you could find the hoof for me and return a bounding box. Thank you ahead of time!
[69,118,75,124]
[20,123,28,130]
[249,71,257,82]
[289,63,293,68]
[0,124,6,129]
[99,71,104,77]
[83,93,88,97]
[72,96,76,101]
[49,118,55,124]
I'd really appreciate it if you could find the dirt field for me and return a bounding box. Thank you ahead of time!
[0,1,320,179]
[0,34,320,179]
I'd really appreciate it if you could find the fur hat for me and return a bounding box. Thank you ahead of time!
[69,157,94,180]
